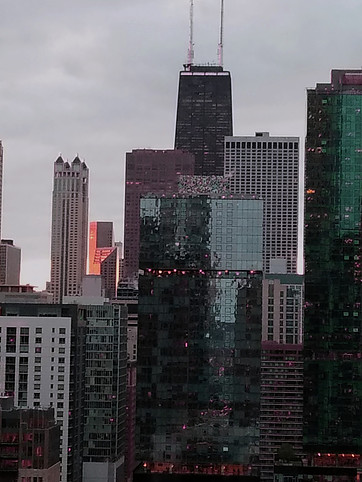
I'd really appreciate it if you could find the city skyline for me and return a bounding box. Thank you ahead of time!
[1,0,362,288]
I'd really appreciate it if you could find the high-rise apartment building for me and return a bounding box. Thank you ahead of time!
[89,222,119,299]
[82,303,127,482]
[175,65,233,176]
[137,192,263,473]
[304,70,362,455]
[259,342,304,481]
[50,156,89,303]
[123,149,194,280]
[0,240,21,285]
[225,132,299,274]
[0,304,86,482]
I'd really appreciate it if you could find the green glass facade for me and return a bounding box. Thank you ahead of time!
[304,70,362,454]
[137,195,263,468]
[82,304,127,465]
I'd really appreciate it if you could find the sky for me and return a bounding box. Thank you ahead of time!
[1,0,362,289]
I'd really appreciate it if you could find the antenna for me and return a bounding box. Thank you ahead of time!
[217,0,224,67]
[187,0,195,67]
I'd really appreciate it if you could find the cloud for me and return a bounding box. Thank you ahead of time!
[0,0,361,286]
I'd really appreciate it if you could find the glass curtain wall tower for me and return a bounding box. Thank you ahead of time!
[175,65,233,176]
[137,193,263,473]
[304,70,362,454]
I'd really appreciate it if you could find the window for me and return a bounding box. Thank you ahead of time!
[35,337,42,344]
[59,338,65,344]
[59,328,66,334]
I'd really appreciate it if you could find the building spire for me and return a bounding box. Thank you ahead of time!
[217,0,224,67]
[187,0,195,68]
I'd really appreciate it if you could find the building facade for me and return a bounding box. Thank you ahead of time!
[304,70,362,455]
[137,194,263,473]
[0,240,21,285]
[0,397,61,482]
[0,304,86,482]
[262,274,303,344]
[123,149,194,281]
[225,132,299,274]
[82,303,127,482]
[50,156,89,303]
[89,222,119,299]
[259,342,304,481]
[175,65,233,176]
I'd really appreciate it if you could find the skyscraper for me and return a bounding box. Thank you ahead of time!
[89,221,119,299]
[137,192,263,473]
[225,132,300,274]
[89,221,114,274]
[0,304,85,482]
[123,149,194,281]
[0,240,21,285]
[82,303,127,482]
[304,70,362,454]
[175,65,233,176]
[50,156,89,303]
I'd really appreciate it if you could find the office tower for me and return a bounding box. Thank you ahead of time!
[137,192,263,473]
[0,303,86,482]
[50,156,89,303]
[262,274,304,344]
[82,303,127,482]
[259,342,304,481]
[0,240,21,285]
[89,221,119,299]
[0,141,3,239]
[304,70,362,455]
[123,149,194,280]
[175,65,233,176]
[225,132,299,274]
[0,397,61,482]
[89,221,114,273]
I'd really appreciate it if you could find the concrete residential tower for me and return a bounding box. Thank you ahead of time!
[50,156,89,303]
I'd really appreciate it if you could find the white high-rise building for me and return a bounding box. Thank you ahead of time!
[224,132,299,274]
[0,315,72,481]
[50,156,89,303]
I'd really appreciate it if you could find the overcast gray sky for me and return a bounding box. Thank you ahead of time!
[1,0,361,288]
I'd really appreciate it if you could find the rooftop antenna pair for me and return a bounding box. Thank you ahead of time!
[187,0,225,67]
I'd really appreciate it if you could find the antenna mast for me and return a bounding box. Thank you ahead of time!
[187,0,195,67]
[217,0,224,67]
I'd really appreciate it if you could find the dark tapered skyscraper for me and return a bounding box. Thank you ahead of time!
[304,70,362,454]
[175,65,233,175]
